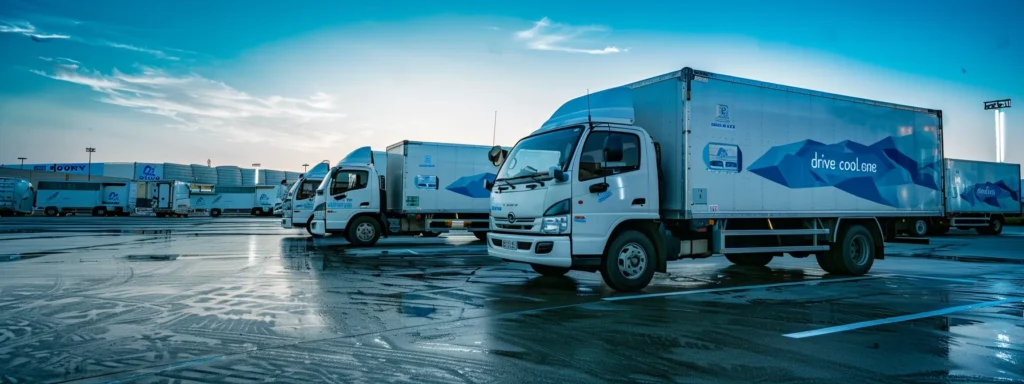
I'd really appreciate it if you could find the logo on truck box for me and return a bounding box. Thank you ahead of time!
[107,192,120,204]
[959,182,1018,207]
[712,104,735,129]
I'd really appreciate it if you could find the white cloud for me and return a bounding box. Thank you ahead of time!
[103,41,180,60]
[514,17,623,55]
[30,63,347,150]
[2,18,181,60]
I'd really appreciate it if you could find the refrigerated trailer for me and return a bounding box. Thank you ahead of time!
[151,180,192,217]
[897,159,1021,236]
[485,67,945,292]
[0,177,35,216]
[189,183,216,215]
[37,180,137,216]
[309,143,501,245]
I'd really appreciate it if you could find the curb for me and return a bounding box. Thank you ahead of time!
[887,252,1024,265]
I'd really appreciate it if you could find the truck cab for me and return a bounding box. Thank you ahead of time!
[0,177,35,217]
[281,161,332,233]
[310,147,386,245]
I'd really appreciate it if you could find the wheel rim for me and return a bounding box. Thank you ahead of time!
[993,220,1002,232]
[617,242,648,280]
[915,220,927,235]
[355,222,375,242]
[849,234,871,266]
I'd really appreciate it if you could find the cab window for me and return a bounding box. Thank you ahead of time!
[331,170,369,195]
[578,131,641,181]
[295,180,319,200]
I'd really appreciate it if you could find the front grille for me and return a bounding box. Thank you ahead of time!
[496,223,534,230]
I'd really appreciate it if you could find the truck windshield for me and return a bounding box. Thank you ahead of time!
[498,126,584,180]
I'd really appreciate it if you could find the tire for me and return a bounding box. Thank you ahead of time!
[600,230,656,292]
[724,253,773,267]
[210,209,222,218]
[531,263,570,277]
[305,216,318,236]
[251,208,261,216]
[92,207,107,217]
[420,231,441,238]
[347,216,381,246]
[909,219,929,237]
[45,207,58,217]
[473,231,488,241]
[977,218,1004,235]
[822,224,875,275]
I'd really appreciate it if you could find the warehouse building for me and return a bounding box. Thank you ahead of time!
[0,162,302,186]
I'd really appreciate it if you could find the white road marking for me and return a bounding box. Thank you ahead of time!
[783,298,1023,339]
[603,275,884,302]
[881,273,975,284]
[407,249,420,255]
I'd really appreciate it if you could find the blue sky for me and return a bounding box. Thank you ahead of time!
[0,0,1021,171]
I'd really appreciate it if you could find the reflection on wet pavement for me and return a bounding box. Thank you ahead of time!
[0,217,1022,383]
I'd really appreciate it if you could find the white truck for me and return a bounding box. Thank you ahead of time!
[310,143,499,245]
[37,180,138,216]
[0,177,35,217]
[898,159,1022,236]
[188,183,217,216]
[281,161,333,234]
[252,185,281,216]
[485,67,945,292]
[150,180,192,217]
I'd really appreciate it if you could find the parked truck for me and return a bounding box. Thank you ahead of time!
[37,180,138,216]
[252,185,282,216]
[310,142,499,245]
[897,159,1021,237]
[484,67,945,292]
[150,180,192,217]
[282,161,339,234]
[0,177,35,216]
[188,183,216,216]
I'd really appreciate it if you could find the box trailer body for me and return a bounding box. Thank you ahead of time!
[37,181,137,216]
[485,67,944,292]
[188,184,216,215]
[945,159,1021,215]
[206,186,258,216]
[0,177,35,216]
[151,180,192,217]
[253,185,279,216]
[281,161,333,230]
[309,143,501,245]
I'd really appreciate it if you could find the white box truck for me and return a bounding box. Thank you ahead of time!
[188,183,216,216]
[485,68,945,292]
[0,177,35,217]
[898,159,1022,236]
[281,161,335,234]
[37,180,138,217]
[150,180,192,217]
[310,143,499,245]
[252,185,283,216]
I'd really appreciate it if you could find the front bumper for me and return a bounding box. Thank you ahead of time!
[310,215,327,236]
[281,216,293,229]
[486,232,572,268]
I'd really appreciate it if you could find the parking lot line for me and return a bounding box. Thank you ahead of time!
[881,273,975,284]
[783,298,1023,339]
[603,275,884,302]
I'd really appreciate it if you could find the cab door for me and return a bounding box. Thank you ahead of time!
[325,168,372,231]
[570,127,653,255]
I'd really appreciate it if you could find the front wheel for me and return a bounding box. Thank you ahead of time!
[347,216,381,246]
[210,209,222,218]
[724,253,773,267]
[44,207,58,217]
[977,218,1004,235]
[909,219,929,237]
[531,263,570,277]
[305,216,319,237]
[600,230,656,292]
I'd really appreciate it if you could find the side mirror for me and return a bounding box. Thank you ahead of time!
[604,147,624,163]
[316,189,324,196]
[487,146,507,167]
[483,179,494,191]
[548,167,568,182]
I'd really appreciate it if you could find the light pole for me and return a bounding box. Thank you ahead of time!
[984,99,1011,163]
[86,147,96,181]
[18,157,26,170]
[302,163,309,173]
[252,163,261,185]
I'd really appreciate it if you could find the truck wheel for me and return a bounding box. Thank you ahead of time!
[724,254,773,267]
[531,263,570,277]
[347,216,380,246]
[600,230,656,292]
[45,207,58,217]
[977,218,1003,235]
[251,208,261,216]
[305,216,317,236]
[909,219,929,237]
[210,209,222,218]
[473,231,488,241]
[93,207,107,217]
[823,224,875,275]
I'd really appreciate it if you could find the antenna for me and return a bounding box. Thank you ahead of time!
[586,89,593,126]
[492,110,497,146]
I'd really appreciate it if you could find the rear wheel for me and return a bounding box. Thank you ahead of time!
[92,207,107,217]
[820,224,875,275]
[977,218,1004,235]
[210,209,222,218]
[724,253,774,267]
[531,263,570,277]
[600,230,656,292]
[348,216,381,246]
[473,231,488,241]
[909,219,929,237]
[45,207,58,217]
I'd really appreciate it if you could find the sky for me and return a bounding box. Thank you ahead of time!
[0,0,1021,172]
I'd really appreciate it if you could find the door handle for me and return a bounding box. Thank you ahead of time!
[632,198,646,206]
[589,182,609,193]
[333,194,347,200]
[360,202,369,207]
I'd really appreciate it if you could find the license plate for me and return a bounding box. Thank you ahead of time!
[501,239,516,250]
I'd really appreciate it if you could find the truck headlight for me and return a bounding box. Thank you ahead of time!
[541,215,569,234]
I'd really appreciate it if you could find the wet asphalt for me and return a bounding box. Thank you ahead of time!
[0,217,1022,384]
